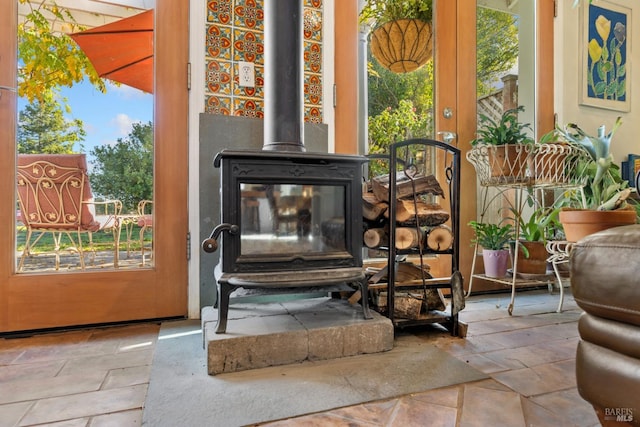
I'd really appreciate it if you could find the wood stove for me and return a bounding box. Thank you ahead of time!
[201,0,372,333]
[203,150,371,333]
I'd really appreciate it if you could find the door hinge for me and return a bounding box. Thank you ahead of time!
[187,231,191,261]
[187,62,191,90]
[333,84,337,108]
[554,0,558,18]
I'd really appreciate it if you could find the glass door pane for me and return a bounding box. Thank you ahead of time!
[15,1,154,273]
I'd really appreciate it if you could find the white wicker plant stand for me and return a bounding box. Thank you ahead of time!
[466,143,589,315]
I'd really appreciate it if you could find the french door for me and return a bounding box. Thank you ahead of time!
[0,0,188,332]
[431,1,478,280]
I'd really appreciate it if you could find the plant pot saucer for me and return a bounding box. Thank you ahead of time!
[509,269,554,280]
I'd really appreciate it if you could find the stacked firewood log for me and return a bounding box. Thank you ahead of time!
[362,171,453,252]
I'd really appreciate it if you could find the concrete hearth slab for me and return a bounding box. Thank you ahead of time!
[202,297,394,375]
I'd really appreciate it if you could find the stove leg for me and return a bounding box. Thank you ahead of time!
[215,282,235,334]
[357,279,373,320]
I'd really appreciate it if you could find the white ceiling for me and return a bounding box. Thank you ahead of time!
[19,0,154,31]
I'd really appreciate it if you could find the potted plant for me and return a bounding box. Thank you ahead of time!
[553,117,638,241]
[509,205,560,275]
[359,0,433,73]
[469,220,513,278]
[468,106,535,185]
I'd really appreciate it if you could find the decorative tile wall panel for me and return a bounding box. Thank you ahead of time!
[205,0,323,122]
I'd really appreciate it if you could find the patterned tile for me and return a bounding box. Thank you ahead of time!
[304,74,322,105]
[206,24,232,59]
[304,8,323,41]
[204,0,323,121]
[206,95,232,115]
[206,60,232,95]
[233,29,264,64]
[233,98,264,118]
[207,0,233,24]
[305,106,322,124]
[234,0,264,31]
[304,41,322,74]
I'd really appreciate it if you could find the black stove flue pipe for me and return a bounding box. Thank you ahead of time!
[262,0,305,152]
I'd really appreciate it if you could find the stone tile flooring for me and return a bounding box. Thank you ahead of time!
[0,288,600,426]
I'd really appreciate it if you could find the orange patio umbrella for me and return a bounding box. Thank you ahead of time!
[70,10,154,93]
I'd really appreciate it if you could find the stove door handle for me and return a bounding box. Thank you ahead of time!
[202,223,239,253]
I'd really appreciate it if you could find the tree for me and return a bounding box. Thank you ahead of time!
[18,0,105,104]
[90,122,153,213]
[476,7,519,96]
[17,92,85,154]
[367,60,434,118]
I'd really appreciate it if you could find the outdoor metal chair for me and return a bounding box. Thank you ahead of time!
[16,154,122,271]
[137,199,153,266]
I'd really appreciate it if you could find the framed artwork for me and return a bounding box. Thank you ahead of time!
[580,1,631,112]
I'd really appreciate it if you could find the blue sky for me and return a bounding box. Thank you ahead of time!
[18,78,153,168]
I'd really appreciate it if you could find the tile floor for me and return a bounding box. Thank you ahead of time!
[0,288,599,427]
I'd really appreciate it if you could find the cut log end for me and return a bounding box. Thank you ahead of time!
[426,225,454,251]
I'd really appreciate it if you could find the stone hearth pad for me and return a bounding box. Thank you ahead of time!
[202,297,394,375]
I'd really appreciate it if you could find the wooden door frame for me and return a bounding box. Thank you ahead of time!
[0,0,18,331]
[431,1,477,281]
[0,0,188,332]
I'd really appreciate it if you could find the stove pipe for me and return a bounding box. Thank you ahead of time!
[263,0,305,152]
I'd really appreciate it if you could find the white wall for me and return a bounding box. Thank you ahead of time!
[556,0,637,163]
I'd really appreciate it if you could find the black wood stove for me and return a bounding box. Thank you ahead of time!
[202,0,371,333]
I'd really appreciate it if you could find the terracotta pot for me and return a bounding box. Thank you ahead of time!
[482,249,510,278]
[370,19,433,73]
[514,241,548,275]
[486,145,531,185]
[559,208,637,242]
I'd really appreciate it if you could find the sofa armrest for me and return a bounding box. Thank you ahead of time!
[571,225,640,327]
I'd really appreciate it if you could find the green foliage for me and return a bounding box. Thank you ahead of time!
[360,0,432,28]
[366,100,431,177]
[16,226,150,253]
[367,100,431,153]
[509,205,561,243]
[471,106,533,146]
[367,58,434,118]
[476,8,519,96]
[554,117,632,211]
[468,221,513,250]
[363,6,519,159]
[90,122,153,213]
[18,0,105,104]
[17,92,85,154]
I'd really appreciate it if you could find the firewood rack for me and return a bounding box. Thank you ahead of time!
[365,138,463,335]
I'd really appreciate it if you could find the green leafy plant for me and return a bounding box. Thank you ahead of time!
[468,221,513,250]
[509,204,561,243]
[471,106,534,146]
[359,0,432,28]
[507,204,561,258]
[554,117,633,211]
